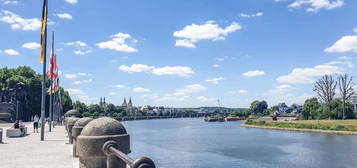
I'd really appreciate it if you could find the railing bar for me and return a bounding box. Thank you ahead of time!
[108,146,134,164]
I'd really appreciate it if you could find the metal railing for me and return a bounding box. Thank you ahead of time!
[103,141,156,168]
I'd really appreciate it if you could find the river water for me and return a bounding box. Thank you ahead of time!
[123,118,357,168]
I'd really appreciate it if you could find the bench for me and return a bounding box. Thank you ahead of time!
[6,127,27,137]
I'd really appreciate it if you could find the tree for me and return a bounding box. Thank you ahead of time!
[88,104,102,113]
[60,88,73,113]
[338,74,354,120]
[314,75,337,119]
[302,98,321,120]
[73,101,87,114]
[268,105,279,115]
[250,100,268,115]
[104,103,116,114]
[0,66,73,121]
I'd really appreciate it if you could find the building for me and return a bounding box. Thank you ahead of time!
[122,97,133,108]
[99,97,107,108]
[122,97,137,114]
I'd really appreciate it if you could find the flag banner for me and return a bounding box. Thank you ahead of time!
[40,0,48,64]
[47,78,60,94]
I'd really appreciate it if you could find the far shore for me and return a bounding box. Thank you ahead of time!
[240,124,357,135]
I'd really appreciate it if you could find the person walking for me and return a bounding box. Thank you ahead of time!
[33,115,39,133]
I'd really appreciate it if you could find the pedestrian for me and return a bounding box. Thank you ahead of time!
[33,115,39,133]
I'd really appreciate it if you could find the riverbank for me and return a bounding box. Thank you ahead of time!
[241,120,357,135]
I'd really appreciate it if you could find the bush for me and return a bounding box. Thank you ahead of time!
[332,124,345,131]
[258,120,266,125]
[245,119,253,124]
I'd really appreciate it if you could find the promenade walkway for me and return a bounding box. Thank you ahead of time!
[0,122,79,168]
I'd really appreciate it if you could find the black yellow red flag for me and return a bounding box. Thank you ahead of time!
[40,0,48,64]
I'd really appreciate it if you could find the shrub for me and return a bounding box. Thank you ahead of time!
[332,124,345,131]
[258,120,266,125]
[245,119,253,124]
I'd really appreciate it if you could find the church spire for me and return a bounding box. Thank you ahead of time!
[128,97,133,107]
[122,97,127,107]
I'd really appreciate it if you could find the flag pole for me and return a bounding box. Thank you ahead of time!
[40,0,48,141]
[49,31,54,132]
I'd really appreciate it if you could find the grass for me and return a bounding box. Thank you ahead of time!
[245,119,357,132]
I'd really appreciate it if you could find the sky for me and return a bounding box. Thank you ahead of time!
[0,0,357,108]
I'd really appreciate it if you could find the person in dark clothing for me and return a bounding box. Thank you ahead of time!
[13,120,20,129]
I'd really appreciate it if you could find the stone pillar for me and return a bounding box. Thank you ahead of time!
[72,117,93,157]
[76,117,130,168]
[67,117,79,144]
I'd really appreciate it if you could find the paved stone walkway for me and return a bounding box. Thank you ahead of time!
[0,122,79,168]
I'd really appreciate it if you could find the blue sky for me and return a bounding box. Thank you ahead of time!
[0,0,356,107]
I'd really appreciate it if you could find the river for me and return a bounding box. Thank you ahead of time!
[123,118,357,168]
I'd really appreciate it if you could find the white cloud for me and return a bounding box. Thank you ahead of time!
[288,0,344,12]
[325,35,357,53]
[67,88,97,104]
[353,27,357,33]
[119,64,154,73]
[173,21,241,48]
[72,79,92,85]
[133,87,152,93]
[151,66,194,77]
[239,12,263,18]
[205,77,225,84]
[108,92,117,96]
[212,64,220,68]
[65,41,87,47]
[2,0,18,5]
[175,84,207,95]
[197,96,215,103]
[216,56,228,62]
[229,90,248,94]
[264,87,312,106]
[74,49,92,55]
[276,62,349,84]
[338,56,351,60]
[96,32,138,52]
[0,10,41,31]
[66,88,84,95]
[57,13,72,20]
[242,70,265,77]
[326,60,354,68]
[64,0,78,5]
[22,42,40,49]
[119,64,194,77]
[64,72,92,79]
[4,49,19,55]
[114,84,126,89]
[276,84,292,89]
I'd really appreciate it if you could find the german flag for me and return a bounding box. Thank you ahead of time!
[40,0,48,64]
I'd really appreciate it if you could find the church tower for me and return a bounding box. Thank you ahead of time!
[128,97,133,107]
[122,97,127,107]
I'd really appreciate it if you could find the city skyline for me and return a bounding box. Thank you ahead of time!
[1,0,357,107]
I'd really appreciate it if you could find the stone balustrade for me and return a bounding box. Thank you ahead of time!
[66,117,155,168]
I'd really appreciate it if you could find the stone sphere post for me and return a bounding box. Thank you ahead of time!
[76,117,130,168]
[72,117,93,157]
[67,117,80,144]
